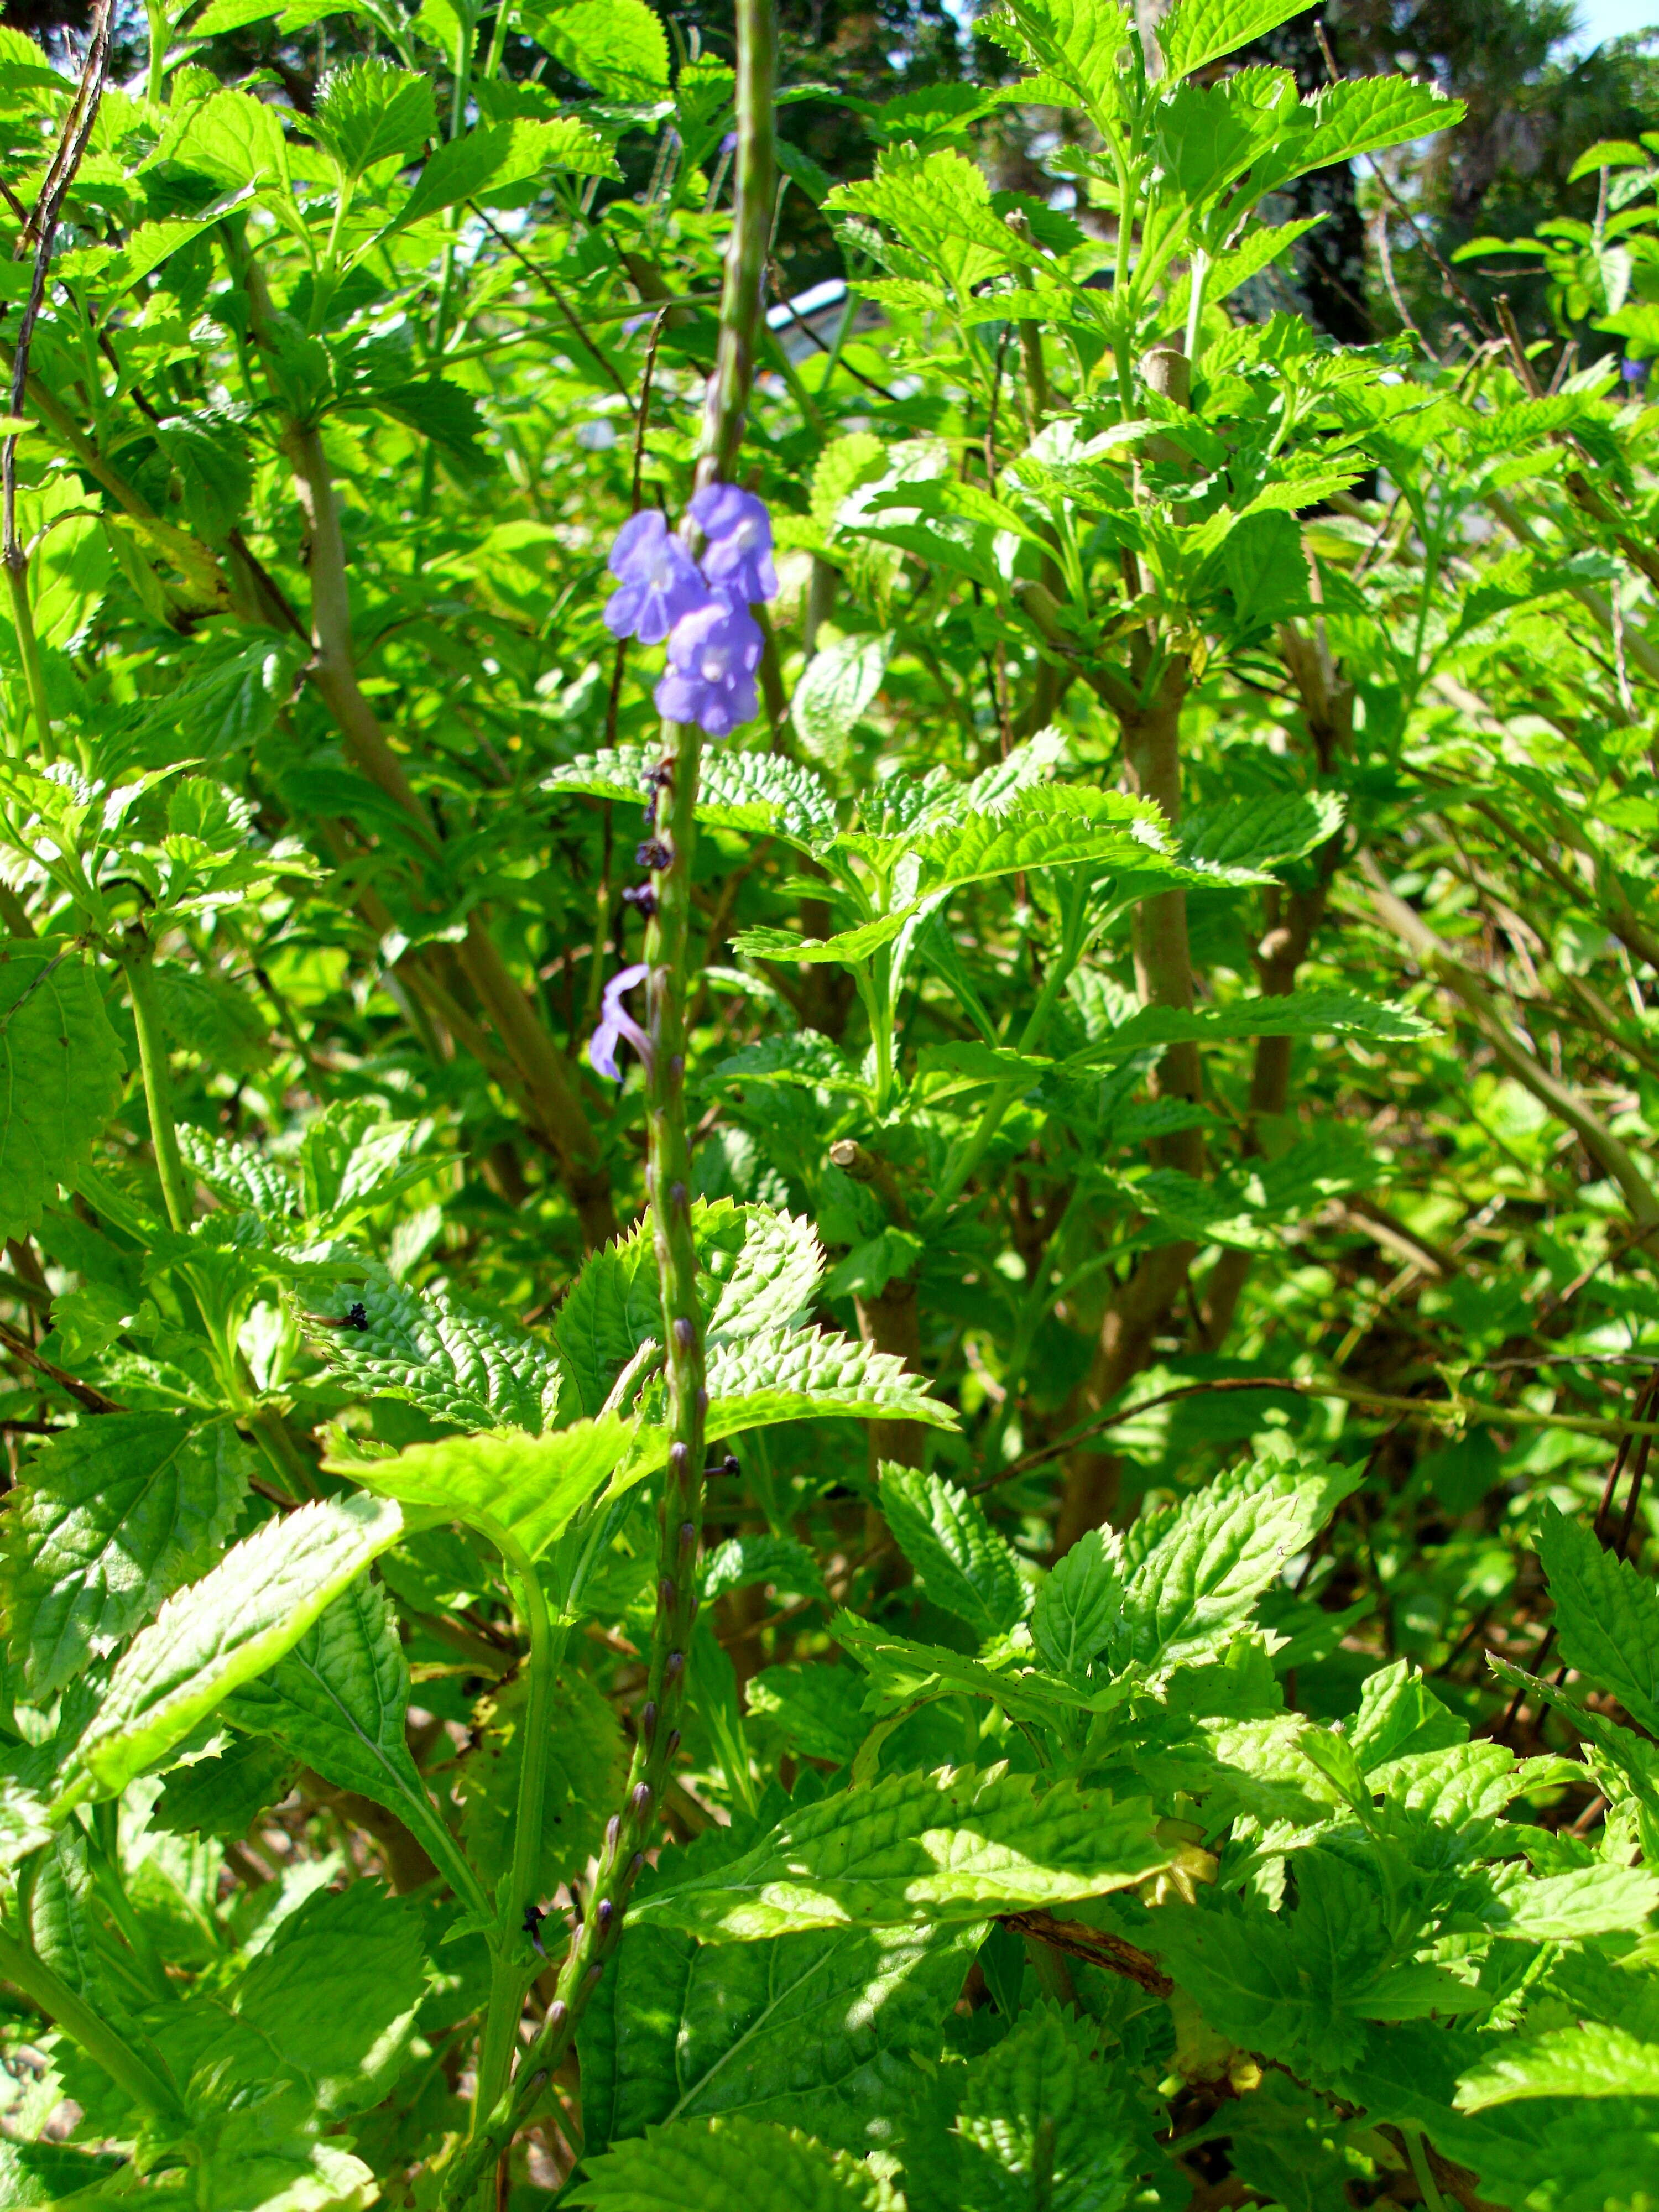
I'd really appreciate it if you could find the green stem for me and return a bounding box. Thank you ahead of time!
[144,0,168,105]
[0,1918,187,2126]
[919,878,1090,1231]
[867,948,896,1115]
[1183,244,1207,362]
[86,1815,178,2005]
[5,557,53,761]
[482,0,513,80]
[472,1554,555,2128]
[124,943,192,1234]
[417,18,475,514]
[437,0,775,2189]
[980,1186,1083,1469]
[1405,2127,1450,2212]
[248,1404,320,1501]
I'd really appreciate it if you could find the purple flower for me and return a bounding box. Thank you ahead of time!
[588,962,651,1081]
[603,512,711,645]
[688,483,778,605]
[1623,356,1650,385]
[654,592,763,736]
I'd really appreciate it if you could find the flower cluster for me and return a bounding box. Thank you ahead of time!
[603,484,776,737]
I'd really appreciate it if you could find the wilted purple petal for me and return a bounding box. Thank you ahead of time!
[588,961,651,1081]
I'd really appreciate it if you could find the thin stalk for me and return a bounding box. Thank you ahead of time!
[86,1817,177,2005]
[482,0,514,79]
[4,565,53,760]
[1183,244,1208,362]
[123,944,192,1234]
[437,0,775,2195]
[1404,2128,1450,2212]
[418,13,476,513]
[919,878,1090,1232]
[4,0,112,758]
[980,1186,1083,1470]
[472,1552,555,2128]
[144,0,167,103]
[0,1918,187,2126]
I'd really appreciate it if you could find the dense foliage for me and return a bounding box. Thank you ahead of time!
[3,0,1659,2206]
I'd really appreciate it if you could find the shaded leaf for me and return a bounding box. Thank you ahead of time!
[77,1493,408,1797]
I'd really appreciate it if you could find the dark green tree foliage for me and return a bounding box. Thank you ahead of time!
[0,2,1657,2210]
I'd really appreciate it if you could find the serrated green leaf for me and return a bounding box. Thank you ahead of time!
[992,0,1134,129]
[707,1034,872,1097]
[901,2001,1140,2212]
[703,1207,826,1343]
[155,1881,429,2119]
[628,1327,957,1477]
[1181,791,1344,872]
[176,1125,297,1220]
[1275,76,1464,182]
[792,635,891,757]
[524,0,669,97]
[1349,1658,1468,1769]
[546,745,837,847]
[581,1914,978,2154]
[313,59,436,175]
[877,1465,1025,1637]
[731,914,914,966]
[1457,2022,1659,2108]
[1115,1438,1360,1669]
[1151,1849,1405,2080]
[1032,1528,1124,1677]
[296,1102,432,1232]
[0,941,125,1247]
[629,1767,1166,1939]
[703,1532,824,1604]
[76,1493,408,1798]
[826,148,1025,304]
[328,1416,629,1563]
[834,1614,1117,1728]
[570,2116,900,2212]
[745,1665,868,1765]
[1081,989,1430,1060]
[2,1414,248,1698]
[318,1267,564,1434]
[389,116,617,236]
[458,1663,625,1898]
[0,2142,124,2208]
[1536,1504,1659,1734]
[903,785,1184,896]
[1159,0,1313,80]
[1499,1863,1659,1941]
[144,85,295,196]
[555,1202,827,1417]
[218,1578,456,1874]
[151,1734,297,1840]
